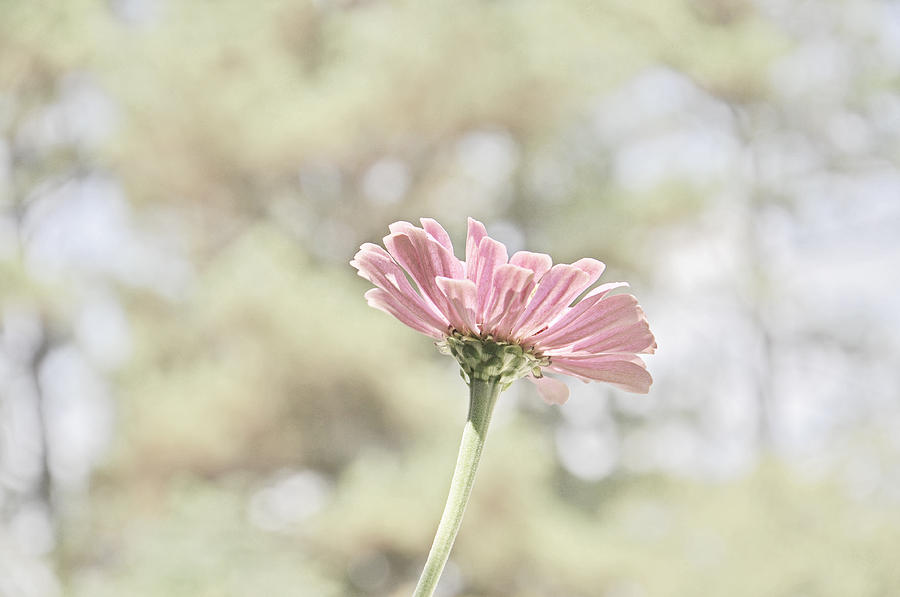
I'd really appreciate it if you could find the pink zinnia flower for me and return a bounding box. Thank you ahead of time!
[351,218,656,404]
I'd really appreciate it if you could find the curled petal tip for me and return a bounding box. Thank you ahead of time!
[421,218,454,251]
[529,374,570,405]
[572,257,606,282]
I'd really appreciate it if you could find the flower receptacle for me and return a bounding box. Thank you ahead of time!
[437,331,549,387]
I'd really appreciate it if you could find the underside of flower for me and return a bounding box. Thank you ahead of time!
[437,330,550,387]
[351,217,657,404]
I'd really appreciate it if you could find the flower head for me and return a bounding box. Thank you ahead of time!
[351,218,656,403]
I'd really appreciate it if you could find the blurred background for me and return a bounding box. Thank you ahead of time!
[2,0,899,596]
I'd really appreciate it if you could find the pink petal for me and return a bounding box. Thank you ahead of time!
[533,293,643,351]
[388,222,462,281]
[387,220,417,235]
[508,264,591,341]
[547,354,652,394]
[384,227,464,319]
[421,218,454,253]
[570,318,657,355]
[364,288,445,339]
[528,374,570,405]
[509,251,552,281]
[471,237,508,322]
[465,218,489,282]
[588,282,630,297]
[529,282,629,345]
[351,243,448,334]
[480,264,535,338]
[436,276,479,334]
[571,258,605,287]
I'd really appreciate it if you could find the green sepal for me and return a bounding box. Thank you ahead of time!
[436,331,549,386]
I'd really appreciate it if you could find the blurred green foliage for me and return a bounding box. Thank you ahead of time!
[50,225,899,597]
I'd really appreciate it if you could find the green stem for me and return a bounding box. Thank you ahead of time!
[412,378,502,597]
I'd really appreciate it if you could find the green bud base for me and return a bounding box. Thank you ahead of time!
[437,331,549,387]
